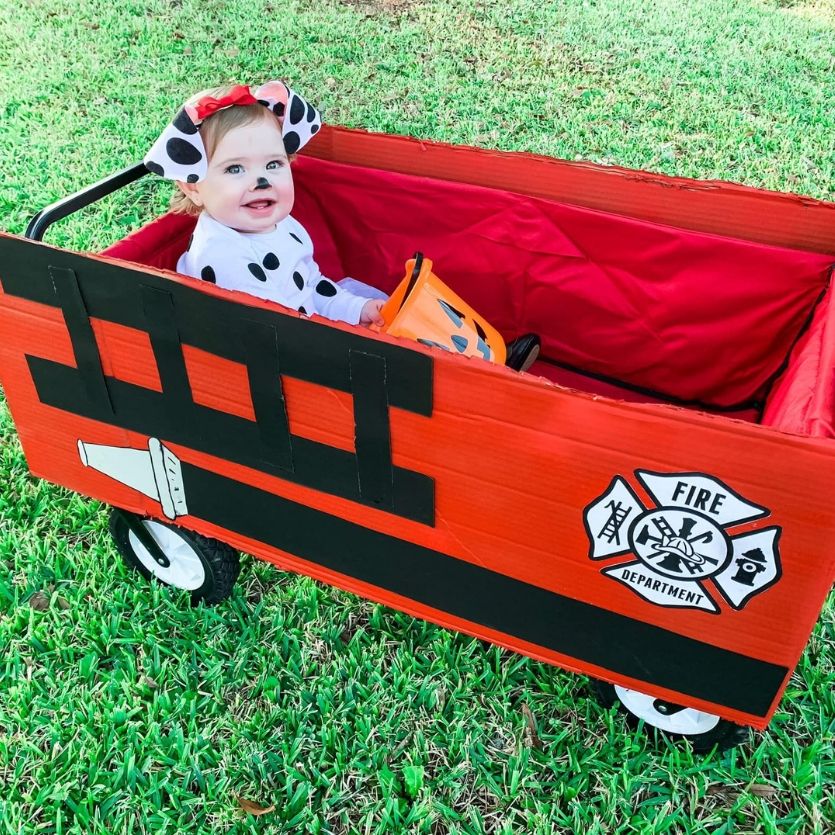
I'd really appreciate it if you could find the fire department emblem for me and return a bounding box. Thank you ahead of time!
[583,471,782,613]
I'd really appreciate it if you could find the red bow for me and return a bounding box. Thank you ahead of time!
[192,85,258,122]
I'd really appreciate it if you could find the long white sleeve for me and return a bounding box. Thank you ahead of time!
[297,248,367,324]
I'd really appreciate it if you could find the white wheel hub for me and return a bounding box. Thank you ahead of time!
[129,520,206,591]
[614,685,721,735]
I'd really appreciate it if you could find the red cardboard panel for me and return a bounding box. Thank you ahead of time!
[305,125,835,255]
[2,234,835,729]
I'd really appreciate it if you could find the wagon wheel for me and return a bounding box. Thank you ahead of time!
[590,679,750,752]
[109,508,240,605]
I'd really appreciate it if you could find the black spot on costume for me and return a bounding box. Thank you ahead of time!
[248,263,268,282]
[263,252,280,270]
[293,271,305,290]
[289,96,305,124]
[316,280,338,297]
[283,132,300,155]
[200,265,216,283]
[166,137,203,166]
[173,108,199,135]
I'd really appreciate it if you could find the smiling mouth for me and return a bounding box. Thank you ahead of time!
[243,199,275,210]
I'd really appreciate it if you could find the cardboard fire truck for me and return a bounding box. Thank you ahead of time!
[2,125,834,751]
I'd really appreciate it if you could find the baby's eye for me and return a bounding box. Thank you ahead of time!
[266,159,285,170]
[224,164,244,174]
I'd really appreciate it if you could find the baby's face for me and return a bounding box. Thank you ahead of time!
[185,115,294,233]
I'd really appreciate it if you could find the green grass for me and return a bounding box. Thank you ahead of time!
[1,0,834,832]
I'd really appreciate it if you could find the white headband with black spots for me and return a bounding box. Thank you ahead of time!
[144,81,322,183]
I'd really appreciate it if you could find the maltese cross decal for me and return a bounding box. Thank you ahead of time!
[583,471,782,614]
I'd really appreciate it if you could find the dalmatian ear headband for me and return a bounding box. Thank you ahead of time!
[144,81,322,183]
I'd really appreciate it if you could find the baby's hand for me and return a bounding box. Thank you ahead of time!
[360,298,386,327]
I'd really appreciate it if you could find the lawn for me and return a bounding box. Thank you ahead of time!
[1,0,834,832]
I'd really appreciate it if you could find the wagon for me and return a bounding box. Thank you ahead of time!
[2,125,834,752]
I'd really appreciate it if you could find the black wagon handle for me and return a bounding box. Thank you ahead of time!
[25,162,148,242]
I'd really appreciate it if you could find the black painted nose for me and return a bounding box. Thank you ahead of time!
[255,177,269,190]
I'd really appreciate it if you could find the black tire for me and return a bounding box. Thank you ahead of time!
[590,679,750,753]
[109,509,240,605]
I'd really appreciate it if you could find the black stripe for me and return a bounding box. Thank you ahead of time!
[350,350,394,511]
[48,265,113,415]
[180,462,787,718]
[141,285,193,411]
[0,238,432,416]
[2,238,435,524]
[242,319,293,471]
[26,357,435,525]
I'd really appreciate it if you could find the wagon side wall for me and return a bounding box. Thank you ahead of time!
[2,233,835,730]
[763,272,835,437]
[306,126,835,256]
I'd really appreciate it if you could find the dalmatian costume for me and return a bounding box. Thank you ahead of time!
[145,81,385,324]
[175,211,384,323]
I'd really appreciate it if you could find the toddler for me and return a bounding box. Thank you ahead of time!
[145,81,386,326]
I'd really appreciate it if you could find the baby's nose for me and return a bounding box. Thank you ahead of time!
[254,177,270,190]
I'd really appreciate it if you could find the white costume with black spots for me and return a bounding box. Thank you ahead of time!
[177,212,375,324]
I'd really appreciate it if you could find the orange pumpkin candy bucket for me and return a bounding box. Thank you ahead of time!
[376,252,508,365]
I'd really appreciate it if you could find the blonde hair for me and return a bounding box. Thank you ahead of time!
[170,85,289,215]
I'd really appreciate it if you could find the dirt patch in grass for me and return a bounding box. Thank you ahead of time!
[340,0,417,13]
[762,0,835,19]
